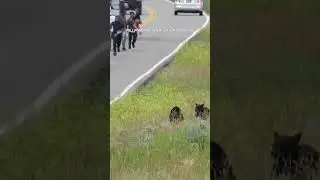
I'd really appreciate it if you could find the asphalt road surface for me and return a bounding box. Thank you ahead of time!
[110,0,207,100]
[0,0,108,126]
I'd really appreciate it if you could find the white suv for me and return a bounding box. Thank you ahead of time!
[174,0,203,16]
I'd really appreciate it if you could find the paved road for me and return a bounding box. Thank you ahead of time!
[110,0,207,100]
[0,0,108,126]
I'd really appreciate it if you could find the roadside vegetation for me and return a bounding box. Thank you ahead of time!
[110,2,210,180]
[0,71,108,180]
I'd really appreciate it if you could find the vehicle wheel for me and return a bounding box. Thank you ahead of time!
[199,11,203,16]
[174,11,178,15]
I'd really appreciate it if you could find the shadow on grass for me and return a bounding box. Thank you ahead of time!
[0,68,108,180]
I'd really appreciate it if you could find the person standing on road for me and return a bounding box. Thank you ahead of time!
[134,8,143,36]
[111,15,124,56]
[127,12,136,49]
[127,12,141,49]
[134,8,142,37]
[119,15,127,51]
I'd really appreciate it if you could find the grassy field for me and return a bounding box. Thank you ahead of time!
[110,4,211,180]
[0,70,108,180]
[210,1,320,179]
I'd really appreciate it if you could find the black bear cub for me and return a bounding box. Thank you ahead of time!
[169,106,184,123]
[195,103,210,120]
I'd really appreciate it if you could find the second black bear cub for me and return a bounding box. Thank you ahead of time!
[195,103,210,120]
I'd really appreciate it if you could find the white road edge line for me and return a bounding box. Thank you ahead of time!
[110,0,210,105]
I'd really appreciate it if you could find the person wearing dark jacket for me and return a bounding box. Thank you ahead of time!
[134,8,143,36]
[119,15,127,51]
[110,15,125,56]
[134,8,141,20]
[127,12,141,49]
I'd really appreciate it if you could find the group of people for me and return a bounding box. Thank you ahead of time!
[110,9,142,56]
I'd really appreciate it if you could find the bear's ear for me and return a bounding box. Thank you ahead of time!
[273,131,279,140]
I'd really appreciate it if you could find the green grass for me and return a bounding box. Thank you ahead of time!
[110,36,210,130]
[111,120,210,180]
[0,73,108,180]
[110,4,211,178]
